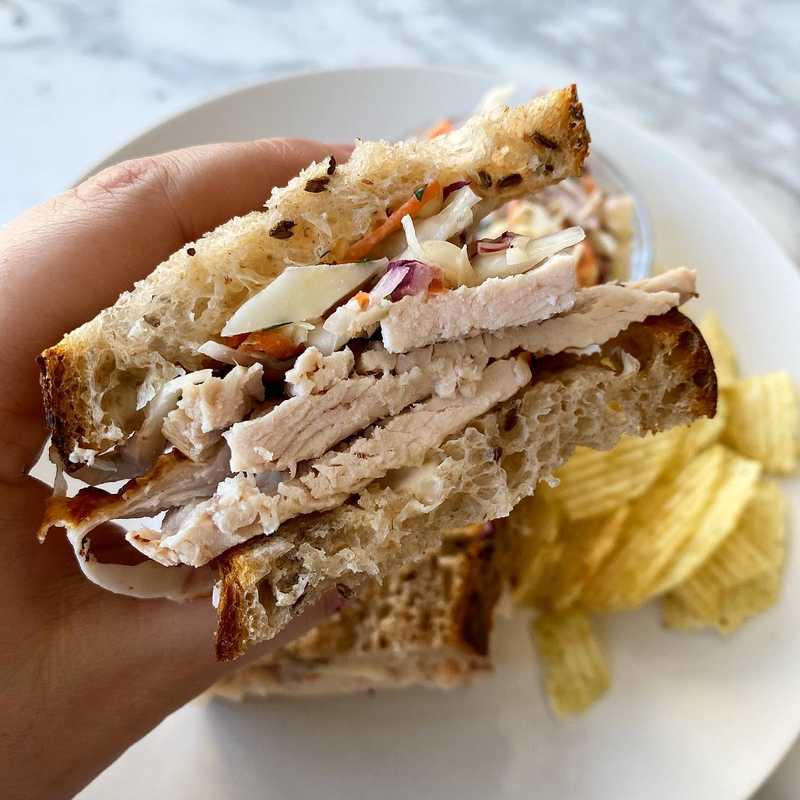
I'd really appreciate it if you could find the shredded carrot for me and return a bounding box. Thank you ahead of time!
[427,277,446,294]
[241,330,304,360]
[423,118,455,139]
[220,333,248,348]
[576,239,600,288]
[580,175,598,194]
[354,291,370,309]
[342,180,442,262]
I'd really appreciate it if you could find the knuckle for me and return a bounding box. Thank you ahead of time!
[90,156,164,193]
[259,137,316,163]
[75,155,176,204]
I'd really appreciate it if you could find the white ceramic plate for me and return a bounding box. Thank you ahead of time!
[76,67,800,800]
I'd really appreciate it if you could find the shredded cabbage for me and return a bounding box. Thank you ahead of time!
[412,185,481,244]
[222,259,388,336]
[401,216,476,287]
[473,226,585,281]
[198,341,265,367]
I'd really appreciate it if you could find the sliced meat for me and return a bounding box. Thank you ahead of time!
[45,269,693,575]
[358,268,695,396]
[69,369,214,485]
[285,347,355,397]
[322,297,391,345]
[629,267,696,303]
[358,336,494,399]
[127,475,288,567]
[162,364,264,461]
[37,444,232,544]
[125,357,532,567]
[500,280,688,356]
[235,273,685,478]
[226,368,433,474]
[379,252,576,353]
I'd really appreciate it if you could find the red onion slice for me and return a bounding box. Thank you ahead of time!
[387,259,441,299]
[369,261,411,300]
[443,180,470,201]
[475,231,518,255]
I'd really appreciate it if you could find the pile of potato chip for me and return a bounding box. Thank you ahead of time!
[510,311,798,717]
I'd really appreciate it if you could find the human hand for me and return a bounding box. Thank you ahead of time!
[0,139,352,800]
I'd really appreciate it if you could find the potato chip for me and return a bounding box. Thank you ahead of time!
[665,574,781,635]
[516,540,566,609]
[723,372,798,474]
[507,491,562,607]
[668,392,728,472]
[679,481,783,593]
[663,481,786,632]
[699,310,738,389]
[653,449,761,594]
[510,301,794,711]
[532,609,610,717]
[544,506,630,611]
[716,573,781,633]
[661,593,704,631]
[553,429,683,521]
[583,446,726,611]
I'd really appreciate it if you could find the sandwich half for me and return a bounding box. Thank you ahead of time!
[36,86,717,660]
[214,523,509,698]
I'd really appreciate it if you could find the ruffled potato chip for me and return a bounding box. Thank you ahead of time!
[699,310,738,389]
[544,506,630,611]
[553,429,683,521]
[667,392,727,474]
[654,449,761,594]
[506,490,562,607]
[724,372,798,474]
[663,481,785,633]
[532,609,610,717]
[583,446,726,611]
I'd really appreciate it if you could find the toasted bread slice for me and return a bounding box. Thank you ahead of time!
[214,310,716,660]
[39,86,590,467]
[213,524,509,698]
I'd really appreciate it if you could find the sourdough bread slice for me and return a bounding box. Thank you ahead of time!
[215,309,716,660]
[213,524,509,698]
[39,86,590,467]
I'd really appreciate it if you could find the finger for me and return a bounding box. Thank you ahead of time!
[106,586,347,709]
[233,587,347,666]
[0,138,352,407]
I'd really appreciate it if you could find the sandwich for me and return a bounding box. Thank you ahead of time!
[214,523,509,698]
[36,85,717,660]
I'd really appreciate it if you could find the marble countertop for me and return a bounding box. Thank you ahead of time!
[1,1,798,797]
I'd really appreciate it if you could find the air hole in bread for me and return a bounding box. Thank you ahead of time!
[692,369,711,388]
[678,330,698,351]
[663,382,689,406]
[192,296,210,321]
[500,450,526,485]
